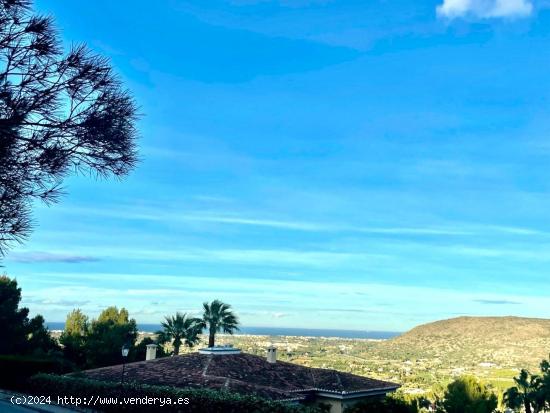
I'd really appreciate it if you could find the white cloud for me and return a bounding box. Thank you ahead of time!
[437,0,473,17]
[436,0,533,19]
[20,275,550,329]
[10,251,99,264]
[271,312,288,319]
[489,0,533,16]
[54,204,467,235]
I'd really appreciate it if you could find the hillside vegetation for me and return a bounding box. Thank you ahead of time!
[202,316,550,394]
[46,315,550,405]
[379,316,550,369]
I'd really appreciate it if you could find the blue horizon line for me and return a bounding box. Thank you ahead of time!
[47,322,402,339]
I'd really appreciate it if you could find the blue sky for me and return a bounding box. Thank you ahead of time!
[6,0,550,331]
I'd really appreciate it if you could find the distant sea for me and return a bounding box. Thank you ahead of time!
[47,322,399,340]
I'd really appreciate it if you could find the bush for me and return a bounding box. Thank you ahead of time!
[441,376,497,413]
[0,355,73,390]
[344,396,417,413]
[28,374,324,413]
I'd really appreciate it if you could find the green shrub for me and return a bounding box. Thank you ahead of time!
[28,374,324,413]
[442,376,497,413]
[344,396,417,413]
[0,355,73,390]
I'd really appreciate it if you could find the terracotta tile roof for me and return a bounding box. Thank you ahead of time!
[78,353,399,401]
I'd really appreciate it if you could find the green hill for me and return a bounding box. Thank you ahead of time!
[376,316,550,370]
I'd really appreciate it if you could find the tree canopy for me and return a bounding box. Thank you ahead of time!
[201,299,239,348]
[59,309,89,366]
[442,376,497,413]
[504,360,550,413]
[0,0,138,255]
[157,312,202,355]
[83,306,137,368]
[0,275,58,355]
[63,309,88,336]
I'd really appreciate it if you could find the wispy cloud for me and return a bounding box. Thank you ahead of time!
[319,308,370,313]
[175,248,388,268]
[21,246,386,268]
[436,0,533,19]
[272,312,288,319]
[23,298,90,307]
[185,214,325,231]
[445,245,550,261]
[355,227,472,236]
[50,204,478,236]
[178,213,476,236]
[487,225,544,236]
[9,251,99,264]
[18,273,550,329]
[55,204,550,239]
[473,299,522,305]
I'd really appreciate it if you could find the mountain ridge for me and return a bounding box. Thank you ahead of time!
[377,315,550,369]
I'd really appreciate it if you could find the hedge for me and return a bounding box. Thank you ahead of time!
[0,355,73,390]
[28,374,326,413]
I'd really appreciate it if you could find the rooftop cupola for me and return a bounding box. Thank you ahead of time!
[198,345,241,355]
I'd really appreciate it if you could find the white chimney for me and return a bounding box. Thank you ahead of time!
[146,344,157,361]
[267,346,277,363]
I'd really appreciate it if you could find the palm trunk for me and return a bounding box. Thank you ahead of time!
[174,344,180,355]
[208,329,215,348]
[525,399,532,413]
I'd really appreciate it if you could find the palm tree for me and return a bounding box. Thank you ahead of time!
[156,312,202,355]
[504,369,544,413]
[538,359,550,409]
[201,300,239,348]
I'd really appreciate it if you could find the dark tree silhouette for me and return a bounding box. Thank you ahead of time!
[201,299,239,348]
[0,275,29,353]
[156,312,203,355]
[59,309,89,366]
[0,0,138,254]
[505,368,546,413]
[0,275,58,354]
[83,306,137,368]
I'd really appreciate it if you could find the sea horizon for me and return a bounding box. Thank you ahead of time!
[46,322,401,340]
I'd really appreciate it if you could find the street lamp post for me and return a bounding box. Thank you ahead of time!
[121,344,130,387]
